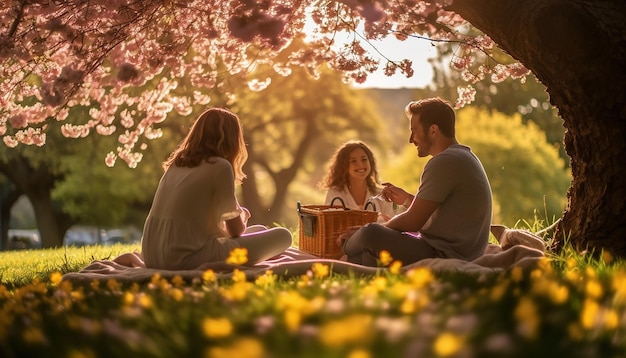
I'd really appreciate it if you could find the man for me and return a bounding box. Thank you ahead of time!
[341,97,493,266]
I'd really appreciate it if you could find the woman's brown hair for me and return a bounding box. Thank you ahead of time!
[163,108,248,183]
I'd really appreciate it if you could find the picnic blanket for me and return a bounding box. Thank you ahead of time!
[62,226,546,284]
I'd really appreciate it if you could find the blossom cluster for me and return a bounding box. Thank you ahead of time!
[1,1,530,167]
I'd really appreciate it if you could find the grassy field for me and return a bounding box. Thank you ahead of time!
[1,235,626,357]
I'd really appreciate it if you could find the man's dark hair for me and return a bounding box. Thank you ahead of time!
[405,97,456,138]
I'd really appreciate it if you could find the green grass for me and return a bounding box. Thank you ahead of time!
[0,243,141,288]
[1,229,626,358]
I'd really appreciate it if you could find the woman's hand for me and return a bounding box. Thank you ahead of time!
[240,207,251,224]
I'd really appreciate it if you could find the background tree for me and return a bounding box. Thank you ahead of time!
[1,1,624,255]
[225,55,385,227]
[0,179,21,250]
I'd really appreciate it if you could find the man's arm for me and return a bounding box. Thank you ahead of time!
[383,197,439,232]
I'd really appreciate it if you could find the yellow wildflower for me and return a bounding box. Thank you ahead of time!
[580,299,599,329]
[150,273,162,286]
[169,287,184,301]
[58,280,74,294]
[123,292,135,306]
[254,270,276,287]
[106,279,121,292]
[220,282,251,301]
[406,267,434,288]
[49,271,63,285]
[490,282,508,302]
[565,269,581,284]
[319,314,373,347]
[379,250,393,266]
[227,247,249,266]
[509,266,523,282]
[514,297,539,339]
[400,298,415,314]
[612,270,626,304]
[284,309,301,333]
[390,282,411,299]
[22,327,46,344]
[565,257,578,270]
[604,309,619,330]
[547,282,569,304]
[67,348,96,358]
[138,294,153,309]
[601,250,613,264]
[389,260,402,275]
[67,349,96,358]
[433,332,463,357]
[347,349,371,358]
[171,275,184,287]
[312,263,330,278]
[232,269,247,283]
[206,337,264,358]
[369,276,388,292]
[203,317,233,339]
[276,291,308,312]
[585,279,603,299]
[203,269,217,283]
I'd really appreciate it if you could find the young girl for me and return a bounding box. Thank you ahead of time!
[319,140,405,221]
[141,108,292,270]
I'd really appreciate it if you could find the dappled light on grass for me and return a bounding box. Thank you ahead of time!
[1,248,626,357]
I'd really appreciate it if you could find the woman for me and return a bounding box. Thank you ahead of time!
[141,108,292,270]
[319,140,406,221]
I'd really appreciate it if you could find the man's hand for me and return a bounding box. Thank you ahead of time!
[381,182,413,207]
[336,225,362,247]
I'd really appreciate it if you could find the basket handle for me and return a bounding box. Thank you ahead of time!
[364,201,377,212]
[330,197,348,210]
[297,201,302,213]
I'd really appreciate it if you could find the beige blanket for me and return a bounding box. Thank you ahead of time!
[62,227,546,283]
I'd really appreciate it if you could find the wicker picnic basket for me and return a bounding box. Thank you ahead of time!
[297,197,379,259]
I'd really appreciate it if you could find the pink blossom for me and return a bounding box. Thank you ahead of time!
[105,152,117,167]
[9,114,27,129]
[358,1,385,23]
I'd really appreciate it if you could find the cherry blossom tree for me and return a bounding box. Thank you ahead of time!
[1,0,624,256]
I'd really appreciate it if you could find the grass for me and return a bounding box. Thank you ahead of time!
[1,227,626,358]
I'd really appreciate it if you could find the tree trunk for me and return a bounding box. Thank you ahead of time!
[0,155,75,247]
[241,117,320,226]
[0,186,22,250]
[450,0,626,256]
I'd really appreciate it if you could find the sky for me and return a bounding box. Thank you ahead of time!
[348,35,439,89]
[302,8,439,89]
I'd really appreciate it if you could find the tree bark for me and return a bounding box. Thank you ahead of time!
[0,156,75,247]
[0,185,22,250]
[241,116,320,225]
[449,0,626,256]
